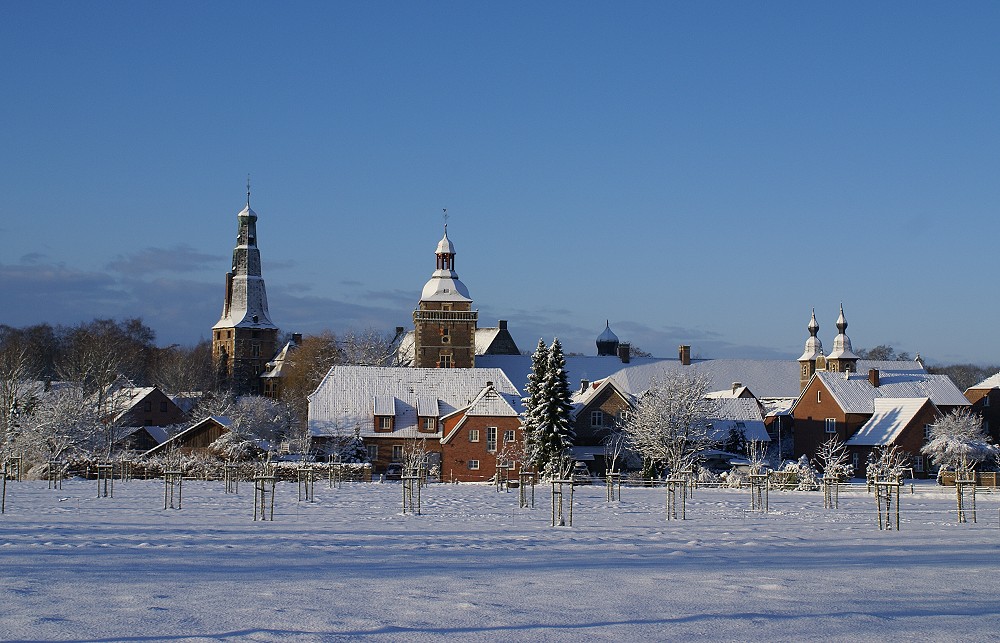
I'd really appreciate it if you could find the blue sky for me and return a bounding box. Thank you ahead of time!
[2,2,999,364]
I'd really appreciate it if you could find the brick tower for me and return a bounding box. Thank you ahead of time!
[412,224,477,368]
[212,184,279,394]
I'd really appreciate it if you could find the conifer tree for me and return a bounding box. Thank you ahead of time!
[521,339,549,471]
[534,338,574,477]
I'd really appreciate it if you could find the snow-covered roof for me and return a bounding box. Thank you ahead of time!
[420,271,472,302]
[707,398,769,442]
[478,355,927,401]
[474,328,501,354]
[967,372,1000,391]
[808,371,969,415]
[143,416,231,457]
[706,385,753,399]
[846,398,937,446]
[308,366,521,439]
[106,387,157,421]
[597,322,619,344]
[262,340,296,379]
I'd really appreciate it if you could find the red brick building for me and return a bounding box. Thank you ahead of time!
[308,366,522,478]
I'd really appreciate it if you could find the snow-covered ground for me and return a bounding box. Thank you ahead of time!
[1,478,999,642]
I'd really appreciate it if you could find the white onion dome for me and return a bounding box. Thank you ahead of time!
[798,309,823,361]
[420,225,471,302]
[828,304,858,360]
[436,227,456,255]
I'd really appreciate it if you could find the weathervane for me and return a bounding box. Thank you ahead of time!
[442,208,449,232]
[246,174,251,207]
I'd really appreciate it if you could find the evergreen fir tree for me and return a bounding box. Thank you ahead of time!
[539,337,574,476]
[521,338,549,471]
[532,338,576,477]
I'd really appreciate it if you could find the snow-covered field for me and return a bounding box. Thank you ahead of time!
[1,478,999,642]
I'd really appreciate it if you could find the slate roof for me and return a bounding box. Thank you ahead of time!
[478,355,926,400]
[967,372,1000,391]
[846,398,937,446]
[707,398,770,442]
[308,366,521,439]
[808,371,969,415]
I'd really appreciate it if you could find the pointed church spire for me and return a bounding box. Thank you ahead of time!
[828,303,858,371]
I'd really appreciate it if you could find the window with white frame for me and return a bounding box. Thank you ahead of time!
[825,418,836,433]
[487,426,497,452]
[503,429,515,443]
[468,429,480,442]
[914,455,924,472]
[468,460,480,470]
[440,354,452,368]
[392,445,403,462]
[377,416,393,431]
[366,444,378,461]
[852,452,859,470]
[817,390,822,403]
[422,417,436,432]
[924,424,934,441]
[591,410,604,427]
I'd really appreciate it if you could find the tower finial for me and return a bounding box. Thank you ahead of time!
[442,208,449,233]
[247,174,251,207]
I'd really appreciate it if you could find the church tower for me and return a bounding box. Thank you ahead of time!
[212,184,279,394]
[826,304,859,374]
[797,309,823,391]
[412,224,477,368]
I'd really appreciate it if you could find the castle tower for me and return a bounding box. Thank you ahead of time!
[212,184,279,394]
[826,304,859,374]
[412,224,477,368]
[797,309,823,391]
[596,321,620,356]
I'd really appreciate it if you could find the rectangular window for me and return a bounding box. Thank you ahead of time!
[144,401,152,412]
[366,444,378,461]
[376,416,393,432]
[504,429,515,443]
[825,418,836,433]
[252,344,261,357]
[924,424,934,441]
[591,410,604,427]
[160,401,168,412]
[914,455,924,472]
[852,452,859,470]
[422,417,436,432]
[817,391,822,404]
[468,460,480,470]
[468,429,480,442]
[392,445,403,462]
[440,354,452,368]
[487,426,497,452]
[985,394,991,408]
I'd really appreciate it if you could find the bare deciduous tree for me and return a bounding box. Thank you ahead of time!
[814,437,852,480]
[621,370,714,477]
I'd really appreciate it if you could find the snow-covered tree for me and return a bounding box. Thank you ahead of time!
[531,338,574,477]
[520,339,549,471]
[814,437,852,480]
[0,334,38,452]
[337,428,369,463]
[921,408,997,476]
[621,370,714,478]
[14,387,97,465]
[867,445,910,482]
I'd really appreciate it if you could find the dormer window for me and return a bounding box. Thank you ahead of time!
[420,417,437,432]
[375,416,394,432]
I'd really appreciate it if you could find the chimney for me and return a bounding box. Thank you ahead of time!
[580,378,590,394]
[499,320,507,330]
[618,342,631,364]
[868,369,880,387]
[679,345,691,366]
[292,333,303,345]
[732,382,742,394]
